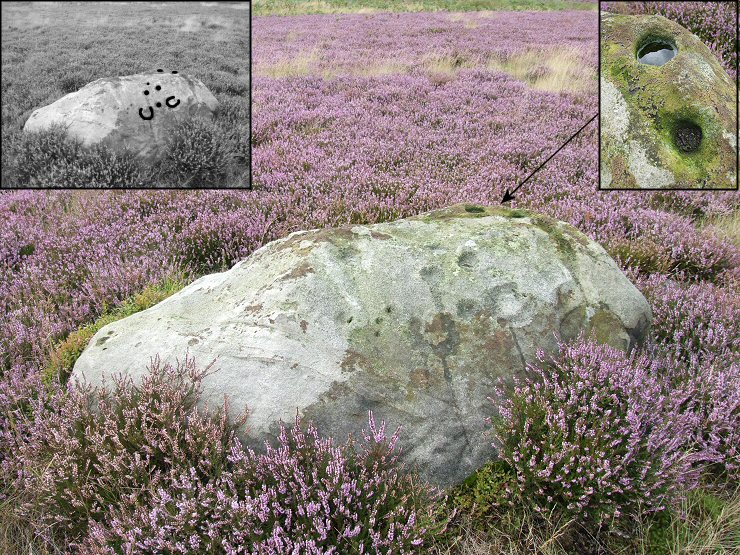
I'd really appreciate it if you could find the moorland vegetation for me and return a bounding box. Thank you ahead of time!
[1,0,738,553]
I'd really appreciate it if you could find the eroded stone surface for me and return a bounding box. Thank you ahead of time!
[600,12,737,189]
[23,71,219,162]
[72,204,652,489]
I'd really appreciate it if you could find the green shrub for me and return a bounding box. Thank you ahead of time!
[11,124,82,183]
[11,126,146,187]
[445,459,518,524]
[158,118,234,186]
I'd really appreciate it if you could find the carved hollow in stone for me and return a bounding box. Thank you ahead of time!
[637,38,677,66]
[139,106,154,120]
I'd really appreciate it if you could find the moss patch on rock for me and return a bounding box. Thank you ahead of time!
[42,276,185,387]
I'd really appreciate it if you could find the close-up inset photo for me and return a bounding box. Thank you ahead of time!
[599,0,738,190]
[0,1,250,189]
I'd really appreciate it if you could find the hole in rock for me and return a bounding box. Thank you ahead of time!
[156,85,161,91]
[157,68,164,72]
[143,90,149,95]
[637,39,677,66]
[172,70,178,74]
[673,121,702,153]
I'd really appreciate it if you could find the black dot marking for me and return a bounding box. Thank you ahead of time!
[146,82,150,85]
[143,90,149,95]
[157,69,163,72]
[172,70,178,74]
[156,102,162,107]
[155,85,161,91]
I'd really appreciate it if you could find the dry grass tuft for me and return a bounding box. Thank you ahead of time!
[704,210,740,247]
[354,62,409,77]
[258,55,409,79]
[423,51,474,75]
[322,61,409,79]
[421,51,476,84]
[257,51,320,78]
[668,486,740,553]
[429,503,575,555]
[488,46,594,93]
[447,12,479,28]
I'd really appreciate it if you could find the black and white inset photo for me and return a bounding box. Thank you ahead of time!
[1,1,250,189]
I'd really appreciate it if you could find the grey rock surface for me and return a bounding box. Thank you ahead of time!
[23,71,219,162]
[72,204,652,489]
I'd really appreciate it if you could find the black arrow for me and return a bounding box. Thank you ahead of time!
[501,113,598,203]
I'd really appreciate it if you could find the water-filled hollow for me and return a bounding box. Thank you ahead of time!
[637,39,677,66]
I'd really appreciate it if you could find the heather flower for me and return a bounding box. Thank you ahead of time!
[4,355,446,553]
[637,273,739,369]
[488,338,701,528]
[668,359,740,480]
[7,124,148,187]
[158,118,236,187]
[6,355,243,548]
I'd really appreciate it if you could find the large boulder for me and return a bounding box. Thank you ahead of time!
[600,12,737,189]
[72,204,652,489]
[23,70,219,162]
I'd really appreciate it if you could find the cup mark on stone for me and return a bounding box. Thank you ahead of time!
[674,121,702,153]
[457,250,477,269]
[464,205,485,213]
